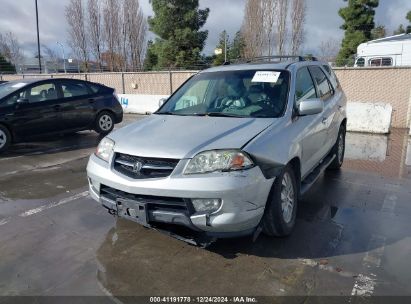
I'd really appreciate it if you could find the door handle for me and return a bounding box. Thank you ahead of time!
[53,105,62,111]
[88,98,95,103]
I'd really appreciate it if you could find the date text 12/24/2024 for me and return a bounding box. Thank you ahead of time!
[149,297,258,303]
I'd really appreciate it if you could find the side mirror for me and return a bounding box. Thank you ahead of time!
[158,98,167,108]
[17,98,29,104]
[297,99,323,116]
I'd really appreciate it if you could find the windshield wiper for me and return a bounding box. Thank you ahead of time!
[206,112,245,118]
[155,111,176,115]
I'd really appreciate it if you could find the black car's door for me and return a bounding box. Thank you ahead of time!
[11,81,64,138]
[56,80,95,130]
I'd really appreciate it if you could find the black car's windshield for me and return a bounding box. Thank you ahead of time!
[157,69,289,118]
[0,82,27,100]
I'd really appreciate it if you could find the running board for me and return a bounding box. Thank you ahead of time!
[300,154,336,196]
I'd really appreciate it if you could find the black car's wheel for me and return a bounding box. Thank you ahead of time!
[95,111,115,135]
[262,165,298,237]
[327,125,346,170]
[0,125,11,154]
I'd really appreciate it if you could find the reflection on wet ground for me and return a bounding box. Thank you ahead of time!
[344,129,411,179]
[1,119,411,297]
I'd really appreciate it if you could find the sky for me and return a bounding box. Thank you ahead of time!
[0,0,410,58]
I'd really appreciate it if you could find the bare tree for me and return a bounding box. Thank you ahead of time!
[124,0,147,70]
[66,0,89,71]
[318,38,340,63]
[241,0,265,58]
[42,45,59,73]
[0,32,23,68]
[103,0,122,71]
[262,0,278,56]
[275,0,289,56]
[88,0,104,70]
[291,0,306,55]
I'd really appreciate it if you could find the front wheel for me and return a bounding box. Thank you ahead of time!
[327,125,346,170]
[0,125,11,154]
[95,111,115,135]
[262,166,298,237]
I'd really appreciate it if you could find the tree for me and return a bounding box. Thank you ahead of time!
[262,0,277,56]
[394,24,406,35]
[291,0,306,55]
[241,0,265,58]
[230,31,245,60]
[87,0,104,70]
[371,25,386,39]
[336,0,379,66]
[318,38,340,63]
[213,30,229,66]
[275,0,289,56]
[145,0,209,70]
[103,0,122,71]
[0,32,22,69]
[66,0,89,71]
[0,54,15,73]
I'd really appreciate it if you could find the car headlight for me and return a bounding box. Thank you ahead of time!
[95,137,115,162]
[184,150,254,175]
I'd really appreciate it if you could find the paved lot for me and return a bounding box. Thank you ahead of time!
[0,114,411,300]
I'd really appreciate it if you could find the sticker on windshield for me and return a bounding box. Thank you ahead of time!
[251,71,281,83]
[11,83,27,88]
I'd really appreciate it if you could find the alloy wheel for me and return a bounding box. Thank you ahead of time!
[281,172,295,224]
[99,115,113,131]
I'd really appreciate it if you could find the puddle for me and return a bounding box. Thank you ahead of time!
[344,129,411,179]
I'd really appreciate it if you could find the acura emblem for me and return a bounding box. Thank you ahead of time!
[132,161,143,173]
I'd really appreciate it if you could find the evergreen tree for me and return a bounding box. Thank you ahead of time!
[0,54,15,73]
[393,24,406,35]
[406,11,411,33]
[229,31,245,60]
[336,0,379,66]
[145,0,209,70]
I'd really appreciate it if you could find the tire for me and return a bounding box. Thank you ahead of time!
[95,111,115,135]
[327,125,346,170]
[262,165,298,237]
[0,125,11,154]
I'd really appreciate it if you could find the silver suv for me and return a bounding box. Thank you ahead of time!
[87,56,347,243]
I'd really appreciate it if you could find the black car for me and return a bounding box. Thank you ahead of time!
[0,78,123,153]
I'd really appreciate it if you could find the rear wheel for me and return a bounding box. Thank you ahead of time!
[262,165,298,237]
[328,125,346,170]
[0,125,11,154]
[95,111,115,135]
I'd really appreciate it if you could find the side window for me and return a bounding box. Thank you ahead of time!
[295,67,317,104]
[322,64,340,89]
[369,58,382,67]
[3,91,25,106]
[356,57,365,67]
[382,57,393,66]
[309,66,334,101]
[61,81,90,98]
[27,83,58,103]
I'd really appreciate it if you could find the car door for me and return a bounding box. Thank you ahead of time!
[294,66,326,176]
[57,80,95,130]
[11,81,63,138]
[308,66,339,154]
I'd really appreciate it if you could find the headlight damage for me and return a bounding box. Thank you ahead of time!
[95,137,115,162]
[184,150,254,174]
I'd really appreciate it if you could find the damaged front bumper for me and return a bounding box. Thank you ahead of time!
[86,154,274,241]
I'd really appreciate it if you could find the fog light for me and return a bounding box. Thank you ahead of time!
[192,199,222,213]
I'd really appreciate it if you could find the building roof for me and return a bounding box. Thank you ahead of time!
[368,34,411,44]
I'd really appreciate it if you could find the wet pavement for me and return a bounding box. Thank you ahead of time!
[0,115,411,300]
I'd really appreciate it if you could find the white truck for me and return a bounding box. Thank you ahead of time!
[354,34,411,67]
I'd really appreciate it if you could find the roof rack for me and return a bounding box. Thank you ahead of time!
[226,55,318,66]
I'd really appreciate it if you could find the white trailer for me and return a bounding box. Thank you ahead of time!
[354,34,411,67]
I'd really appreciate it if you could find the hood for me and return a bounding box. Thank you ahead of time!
[109,114,277,159]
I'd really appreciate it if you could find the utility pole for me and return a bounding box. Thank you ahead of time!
[35,0,42,73]
[224,31,227,63]
[56,42,67,73]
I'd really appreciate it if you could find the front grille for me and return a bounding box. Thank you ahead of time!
[113,153,179,179]
[100,185,192,213]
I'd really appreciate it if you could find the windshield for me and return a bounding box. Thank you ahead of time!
[157,69,290,118]
[0,82,27,100]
